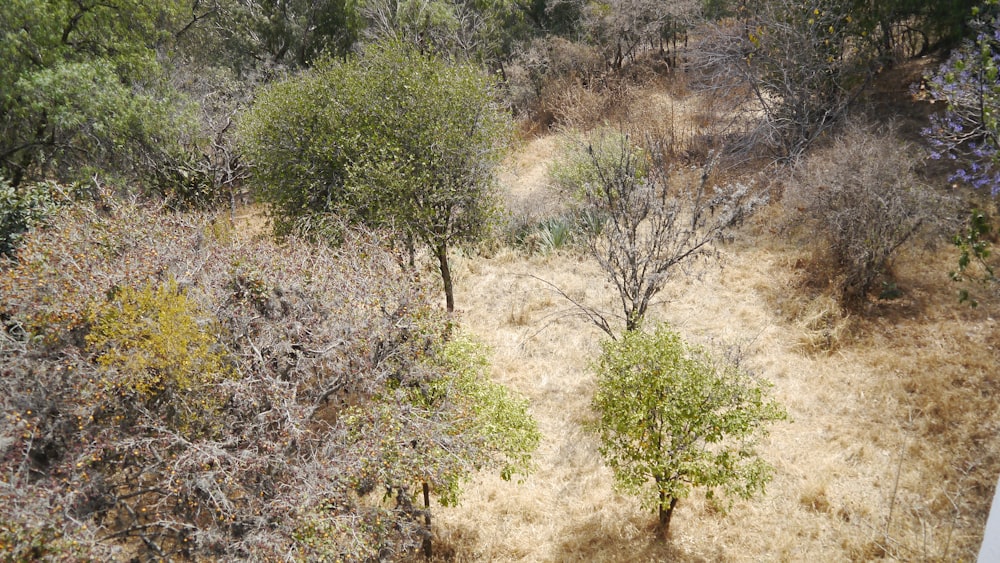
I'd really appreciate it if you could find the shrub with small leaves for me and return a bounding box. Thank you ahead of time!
[85,278,234,437]
[592,324,787,538]
[0,178,62,259]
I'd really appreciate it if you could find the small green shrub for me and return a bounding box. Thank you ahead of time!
[593,324,786,537]
[0,178,61,259]
[548,128,646,199]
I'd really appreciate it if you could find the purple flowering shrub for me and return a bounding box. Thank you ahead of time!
[921,13,1000,195]
[920,9,1000,303]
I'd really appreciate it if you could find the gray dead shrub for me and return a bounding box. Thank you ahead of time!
[788,121,957,305]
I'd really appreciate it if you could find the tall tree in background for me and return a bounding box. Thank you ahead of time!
[360,0,534,64]
[694,0,877,160]
[568,0,700,69]
[183,0,363,73]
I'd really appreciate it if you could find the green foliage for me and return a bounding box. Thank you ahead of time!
[0,0,199,189]
[507,210,605,255]
[240,39,512,310]
[361,0,532,63]
[535,217,575,252]
[432,335,540,485]
[0,177,62,259]
[339,333,539,511]
[592,324,786,535]
[950,209,998,306]
[548,129,646,199]
[212,0,362,69]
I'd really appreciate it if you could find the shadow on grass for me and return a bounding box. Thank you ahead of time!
[549,511,718,563]
[425,509,720,562]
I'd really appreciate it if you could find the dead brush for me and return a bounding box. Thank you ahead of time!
[785,120,959,309]
[794,293,853,354]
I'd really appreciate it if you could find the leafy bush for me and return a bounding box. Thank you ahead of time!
[0,0,201,190]
[950,208,999,306]
[592,324,786,537]
[548,129,647,199]
[0,199,538,560]
[85,279,234,437]
[789,122,955,305]
[0,178,62,259]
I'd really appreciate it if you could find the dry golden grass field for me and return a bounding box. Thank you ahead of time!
[427,97,1000,561]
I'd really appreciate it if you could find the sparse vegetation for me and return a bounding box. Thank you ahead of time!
[552,128,764,333]
[788,121,957,305]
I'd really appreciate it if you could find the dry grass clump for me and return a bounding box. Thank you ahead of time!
[789,292,854,354]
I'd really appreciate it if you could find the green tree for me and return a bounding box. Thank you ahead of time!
[183,0,362,73]
[592,324,786,537]
[361,0,534,64]
[240,40,511,312]
[0,0,199,189]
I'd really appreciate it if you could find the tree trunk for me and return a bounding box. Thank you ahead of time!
[657,492,679,539]
[435,242,454,313]
[422,481,432,558]
[626,310,641,332]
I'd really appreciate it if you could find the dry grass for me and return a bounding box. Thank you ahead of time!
[429,84,1000,561]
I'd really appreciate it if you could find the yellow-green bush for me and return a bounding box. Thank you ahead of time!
[85,278,233,436]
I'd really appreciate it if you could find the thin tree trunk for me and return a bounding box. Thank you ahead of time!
[435,243,454,313]
[422,481,432,558]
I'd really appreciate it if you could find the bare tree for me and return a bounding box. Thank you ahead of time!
[556,130,765,334]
